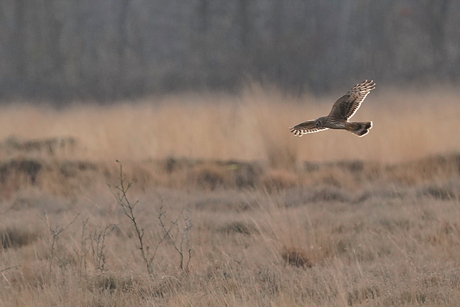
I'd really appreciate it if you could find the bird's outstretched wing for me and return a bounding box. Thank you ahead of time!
[328,80,375,120]
[290,121,328,136]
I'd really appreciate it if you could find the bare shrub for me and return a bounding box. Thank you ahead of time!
[90,224,118,273]
[109,161,161,275]
[110,161,193,275]
[45,213,80,273]
[158,206,193,273]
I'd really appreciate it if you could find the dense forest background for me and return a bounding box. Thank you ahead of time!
[0,0,458,102]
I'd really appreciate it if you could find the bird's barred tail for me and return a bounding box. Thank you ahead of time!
[347,121,372,137]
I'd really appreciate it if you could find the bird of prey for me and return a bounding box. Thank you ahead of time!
[290,80,375,137]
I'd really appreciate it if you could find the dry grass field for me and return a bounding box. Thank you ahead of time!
[0,85,460,306]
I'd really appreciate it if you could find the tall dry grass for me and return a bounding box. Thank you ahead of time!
[0,85,460,306]
[1,84,459,164]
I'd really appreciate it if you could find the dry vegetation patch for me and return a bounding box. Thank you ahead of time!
[0,227,40,250]
[0,88,459,163]
[0,177,459,306]
[0,90,460,305]
[281,247,313,268]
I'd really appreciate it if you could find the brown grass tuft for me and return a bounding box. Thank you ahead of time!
[189,163,230,190]
[260,169,298,192]
[89,273,142,293]
[281,247,313,268]
[418,186,455,200]
[308,187,350,203]
[217,221,259,235]
[347,286,381,306]
[0,227,40,250]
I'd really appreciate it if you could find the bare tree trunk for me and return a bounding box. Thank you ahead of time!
[13,0,27,81]
[426,0,450,61]
[237,0,249,51]
[44,0,64,82]
[271,0,283,84]
[117,0,130,99]
[198,0,209,35]
[197,0,209,87]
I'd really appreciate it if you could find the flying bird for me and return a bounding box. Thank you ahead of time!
[290,80,375,137]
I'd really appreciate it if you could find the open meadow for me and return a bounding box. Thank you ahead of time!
[0,86,460,306]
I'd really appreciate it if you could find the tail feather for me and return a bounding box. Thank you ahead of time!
[347,121,372,137]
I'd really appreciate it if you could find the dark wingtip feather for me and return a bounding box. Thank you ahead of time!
[358,129,368,136]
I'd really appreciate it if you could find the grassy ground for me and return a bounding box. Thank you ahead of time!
[0,86,460,306]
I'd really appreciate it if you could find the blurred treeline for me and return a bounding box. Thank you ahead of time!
[0,0,458,102]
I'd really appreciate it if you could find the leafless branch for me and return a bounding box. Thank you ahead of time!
[158,206,194,272]
[109,160,165,276]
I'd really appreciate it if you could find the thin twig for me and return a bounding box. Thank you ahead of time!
[45,212,81,274]
[0,265,21,274]
[158,206,194,272]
